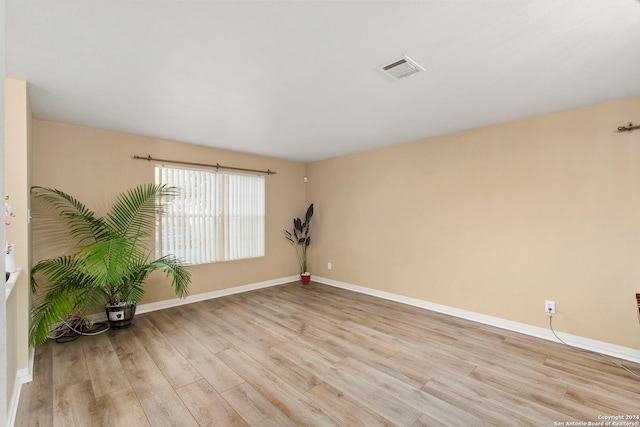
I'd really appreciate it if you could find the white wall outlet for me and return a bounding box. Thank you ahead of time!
[545,300,555,314]
[327,262,332,270]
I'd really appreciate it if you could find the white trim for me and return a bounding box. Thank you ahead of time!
[89,275,299,322]
[7,347,35,427]
[5,269,21,301]
[314,276,640,364]
[22,346,35,383]
[137,275,297,315]
[7,376,21,427]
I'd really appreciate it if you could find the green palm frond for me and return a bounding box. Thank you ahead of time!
[117,277,146,305]
[30,255,95,345]
[31,186,108,244]
[106,184,179,238]
[145,255,191,299]
[78,237,145,288]
[81,238,150,304]
[30,183,191,346]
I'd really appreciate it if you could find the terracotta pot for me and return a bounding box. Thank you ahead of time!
[300,273,311,284]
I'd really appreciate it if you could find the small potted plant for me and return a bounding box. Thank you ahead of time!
[283,204,313,284]
[29,184,191,345]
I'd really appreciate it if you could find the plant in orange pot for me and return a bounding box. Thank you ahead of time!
[283,204,313,284]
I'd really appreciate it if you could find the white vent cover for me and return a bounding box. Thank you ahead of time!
[378,55,424,80]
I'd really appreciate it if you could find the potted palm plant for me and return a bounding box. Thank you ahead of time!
[283,204,313,284]
[29,184,191,345]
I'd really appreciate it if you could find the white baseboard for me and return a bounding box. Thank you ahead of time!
[89,275,299,322]
[314,276,640,364]
[136,275,298,315]
[7,347,35,427]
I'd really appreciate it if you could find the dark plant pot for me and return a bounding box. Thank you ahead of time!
[105,303,136,328]
[301,273,311,284]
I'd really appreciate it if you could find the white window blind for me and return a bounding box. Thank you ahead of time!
[156,165,265,264]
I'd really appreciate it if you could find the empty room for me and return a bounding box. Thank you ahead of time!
[2,1,640,426]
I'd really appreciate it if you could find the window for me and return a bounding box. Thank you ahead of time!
[155,164,265,264]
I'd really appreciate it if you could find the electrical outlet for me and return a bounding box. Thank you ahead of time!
[327,262,332,270]
[545,300,555,314]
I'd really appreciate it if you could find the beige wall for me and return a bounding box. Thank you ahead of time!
[4,77,33,412]
[308,96,640,350]
[29,96,640,351]
[32,120,307,304]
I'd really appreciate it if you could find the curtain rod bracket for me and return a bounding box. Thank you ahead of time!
[132,155,276,175]
[617,122,640,132]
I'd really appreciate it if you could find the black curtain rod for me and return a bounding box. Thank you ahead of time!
[132,155,276,175]
[616,122,640,132]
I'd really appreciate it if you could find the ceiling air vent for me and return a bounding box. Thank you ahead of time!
[378,55,424,80]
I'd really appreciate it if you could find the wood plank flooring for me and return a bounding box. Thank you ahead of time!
[15,282,640,426]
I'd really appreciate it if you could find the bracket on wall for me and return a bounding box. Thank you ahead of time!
[616,122,640,132]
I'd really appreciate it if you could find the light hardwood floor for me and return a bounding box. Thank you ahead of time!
[15,282,640,426]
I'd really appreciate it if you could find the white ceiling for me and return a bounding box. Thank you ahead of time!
[6,1,640,162]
